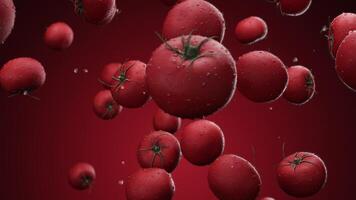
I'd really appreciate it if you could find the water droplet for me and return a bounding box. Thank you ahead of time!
[121,160,125,165]
[206,72,211,77]
[73,68,79,74]
[202,82,207,87]
[120,86,125,90]
[118,180,124,185]
[142,91,147,95]
[82,68,88,73]
[166,93,171,97]
[269,107,273,111]
[292,57,298,63]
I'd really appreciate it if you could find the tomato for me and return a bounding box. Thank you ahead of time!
[162,0,225,42]
[147,35,236,118]
[283,65,315,105]
[180,119,224,166]
[329,13,356,58]
[44,22,74,50]
[137,131,181,173]
[111,60,149,108]
[93,90,122,120]
[0,57,46,97]
[98,62,121,88]
[126,168,175,200]
[277,152,327,197]
[0,0,15,44]
[208,154,261,200]
[236,51,288,103]
[68,162,96,190]
[153,108,181,134]
[73,0,117,25]
[336,30,356,91]
[235,16,268,45]
[278,0,312,16]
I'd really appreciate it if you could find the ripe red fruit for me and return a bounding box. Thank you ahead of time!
[44,22,74,50]
[68,162,96,190]
[0,57,46,96]
[180,120,224,166]
[208,154,261,200]
[0,0,15,44]
[336,30,356,91]
[278,0,312,16]
[111,60,149,108]
[126,168,175,200]
[162,0,226,42]
[283,66,315,105]
[277,152,327,197]
[147,35,237,118]
[153,108,181,134]
[137,131,181,173]
[98,62,121,88]
[235,16,268,44]
[260,197,275,200]
[73,0,117,25]
[237,51,288,103]
[329,13,356,58]
[93,90,122,120]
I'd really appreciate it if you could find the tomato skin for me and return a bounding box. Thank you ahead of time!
[74,0,117,25]
[93,90,122,120]
[162,0,225,42]
[180,120,224,166]
[68,163,96,190]
[336,31,356,91]
[125,168,175,200]
[153,108,181,134]
[260,197,275,200]
[329,13,356,58]
[0,0,15,44]
[44,22,73,50]
[0,57,46,94]
[137,131,181,173]
[99,62,121,88]
[283,66,315,105]
[277,152,327,198]
[236,51,288,103]
[235,16,268,45]
[147,35,237,119]
[279,0,312,16]
[111,60,149,108]
[208,154,261,200]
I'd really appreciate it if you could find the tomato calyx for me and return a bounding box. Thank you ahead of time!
[156,32,214,64]
[139,134,169,167]
[8,89,40,100]
[286,152,315,171]
[305,74,314,93]
[74,0,84,15]
[80,174,93,188]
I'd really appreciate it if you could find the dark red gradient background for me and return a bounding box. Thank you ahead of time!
[0,0,355,199]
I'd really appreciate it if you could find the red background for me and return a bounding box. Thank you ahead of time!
[1,0,355,199]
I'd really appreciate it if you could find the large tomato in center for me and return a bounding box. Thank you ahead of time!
[146,35,237,119]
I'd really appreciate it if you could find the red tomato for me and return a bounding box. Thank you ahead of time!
[237,51,288,103]
[111,60,149,108]
[74,0,117,25]
[235,16,268,44]
[153,108,181,134]
[0,0,15,44]
[0,57,46,96]
[336,30,356,91]
[68,162,96,190]
[125,168,175,200]
[162,0,225,42]
[329,13,356,58]
[137,131,181,173]
[44,22,73,50]
[98,62,121,88]
[180,119,224,166]
[283,65,315,105]
[279,0,312,16]
[277,152,327,197]
[147,35,237,118]
[208,154,261,200]
[93,90,122,120]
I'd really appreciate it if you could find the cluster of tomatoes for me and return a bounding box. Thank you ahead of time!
[3,0,356,199]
